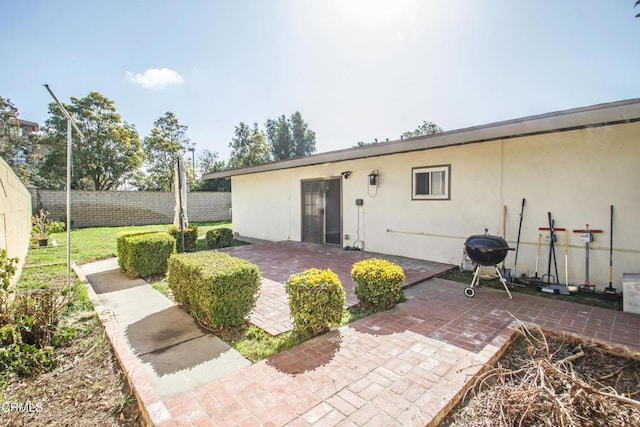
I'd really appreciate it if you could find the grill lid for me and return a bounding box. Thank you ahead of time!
[464,232,512,266]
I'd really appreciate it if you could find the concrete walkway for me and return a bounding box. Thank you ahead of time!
[76,258,251,402]
[77,256,640,426]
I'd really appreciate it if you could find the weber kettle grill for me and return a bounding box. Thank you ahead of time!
[463,230,513,299]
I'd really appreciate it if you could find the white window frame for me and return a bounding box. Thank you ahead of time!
[412,165,451,200]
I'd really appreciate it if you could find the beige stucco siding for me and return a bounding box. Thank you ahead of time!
[231,122,640,290]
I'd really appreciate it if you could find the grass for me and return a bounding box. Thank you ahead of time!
[440,269,623,310]
[22,221,233,270]
[217,304,380,362]
[227,326,308,362]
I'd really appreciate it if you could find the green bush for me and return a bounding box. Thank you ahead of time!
[205,228,234,249]
[167,251,261,329]
[286,268,345,336]
[116,230,163,270]
[48,221,66,234]
[0,257,73,377]
[351,259,405,310]
[0,324,56,375]
[168,225,198,253]
[118,232,176,277]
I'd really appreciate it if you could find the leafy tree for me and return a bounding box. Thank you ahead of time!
[402,121,443,139]
[266,111,316,160]
[139,112,194,191]
[228,122,270,168]
[0,96,42,184]
[636,0,640,18]
[266,115,293,160]
[40,92,142,190]
[193,149,230,192]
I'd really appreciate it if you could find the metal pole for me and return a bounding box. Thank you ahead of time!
[66,119,72,290]
[43,84,84,293]
[177,158,185,253]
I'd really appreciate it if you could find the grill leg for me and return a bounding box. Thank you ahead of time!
[495,267,513,299]
[471,266,481,288]
[464,266,481,298]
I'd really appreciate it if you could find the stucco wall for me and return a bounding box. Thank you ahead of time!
[0,157,32,281]
[29,190,231,227]
[231,122,640,290]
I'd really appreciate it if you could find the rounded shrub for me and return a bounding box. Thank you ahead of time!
[206,228,234,249]
[168,225,198,253]
[286,268,345,336]
[351,259,405,310]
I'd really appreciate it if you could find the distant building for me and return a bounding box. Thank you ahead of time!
[12,119,45,165]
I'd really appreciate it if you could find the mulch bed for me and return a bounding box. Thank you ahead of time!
[2,313,142,427]
[443,325,640,426]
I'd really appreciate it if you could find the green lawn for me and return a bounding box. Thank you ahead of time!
[20,221,233,288]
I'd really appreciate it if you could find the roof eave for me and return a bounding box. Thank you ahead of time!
[203,98,640,180]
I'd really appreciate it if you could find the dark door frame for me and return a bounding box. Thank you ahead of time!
[300,177,342,245]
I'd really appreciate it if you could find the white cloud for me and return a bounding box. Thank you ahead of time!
[126,68,184,90]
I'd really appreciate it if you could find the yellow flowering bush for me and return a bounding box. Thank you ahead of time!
[286,268,345,336]
[351,259,405,310]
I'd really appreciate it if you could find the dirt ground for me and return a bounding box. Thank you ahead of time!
[1,312,142,427]
[443,329,640,426]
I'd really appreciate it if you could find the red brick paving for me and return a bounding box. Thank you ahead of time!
[84,242,640,426]
[222,241,455,335]
[152,278,639,426]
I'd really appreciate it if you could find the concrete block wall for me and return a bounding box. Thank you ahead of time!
[28,189,231,228]
[0,157,32,282]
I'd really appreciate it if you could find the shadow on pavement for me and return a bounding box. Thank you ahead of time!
[87,269,147,294]
[267,330,342,374]
[126,306,231,376]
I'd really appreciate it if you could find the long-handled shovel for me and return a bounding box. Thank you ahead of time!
[513,198,525,281]
[534,232,542,279]
[566,231,577,293]
[605,205,617,295]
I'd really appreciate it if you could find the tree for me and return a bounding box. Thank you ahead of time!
[266,111,316,161]
[266,115,293,160]
[290,111,316,157]
[193,149,230,192]
[139,112,193,191]
[402,121,443,139]
[228,122,270,168]
[636,0,640,18]
[40,92,142,190]
[0,96,42,184]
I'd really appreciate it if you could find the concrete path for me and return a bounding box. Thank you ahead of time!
[76,258,251,402]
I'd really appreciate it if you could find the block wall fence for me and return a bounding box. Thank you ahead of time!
[0,157,32,281]
[28,189,231,227]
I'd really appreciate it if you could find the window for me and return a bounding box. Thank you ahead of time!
[412,165,450,200]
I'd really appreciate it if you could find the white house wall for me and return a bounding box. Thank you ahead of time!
[231,122,640,290]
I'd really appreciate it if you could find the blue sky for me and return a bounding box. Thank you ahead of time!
[1,1,639,163]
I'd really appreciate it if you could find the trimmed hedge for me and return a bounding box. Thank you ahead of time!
[168,225,198,253]
[167,252,261,329]
[351,259,405,310]
[116,230,164,271]
[286,268,345,336]
[205,228,234,249]
[118,232,176,277]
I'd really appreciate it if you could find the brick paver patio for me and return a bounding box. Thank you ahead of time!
[83,242,640,426]
[221,241,455,335]
[153,277,639,426]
